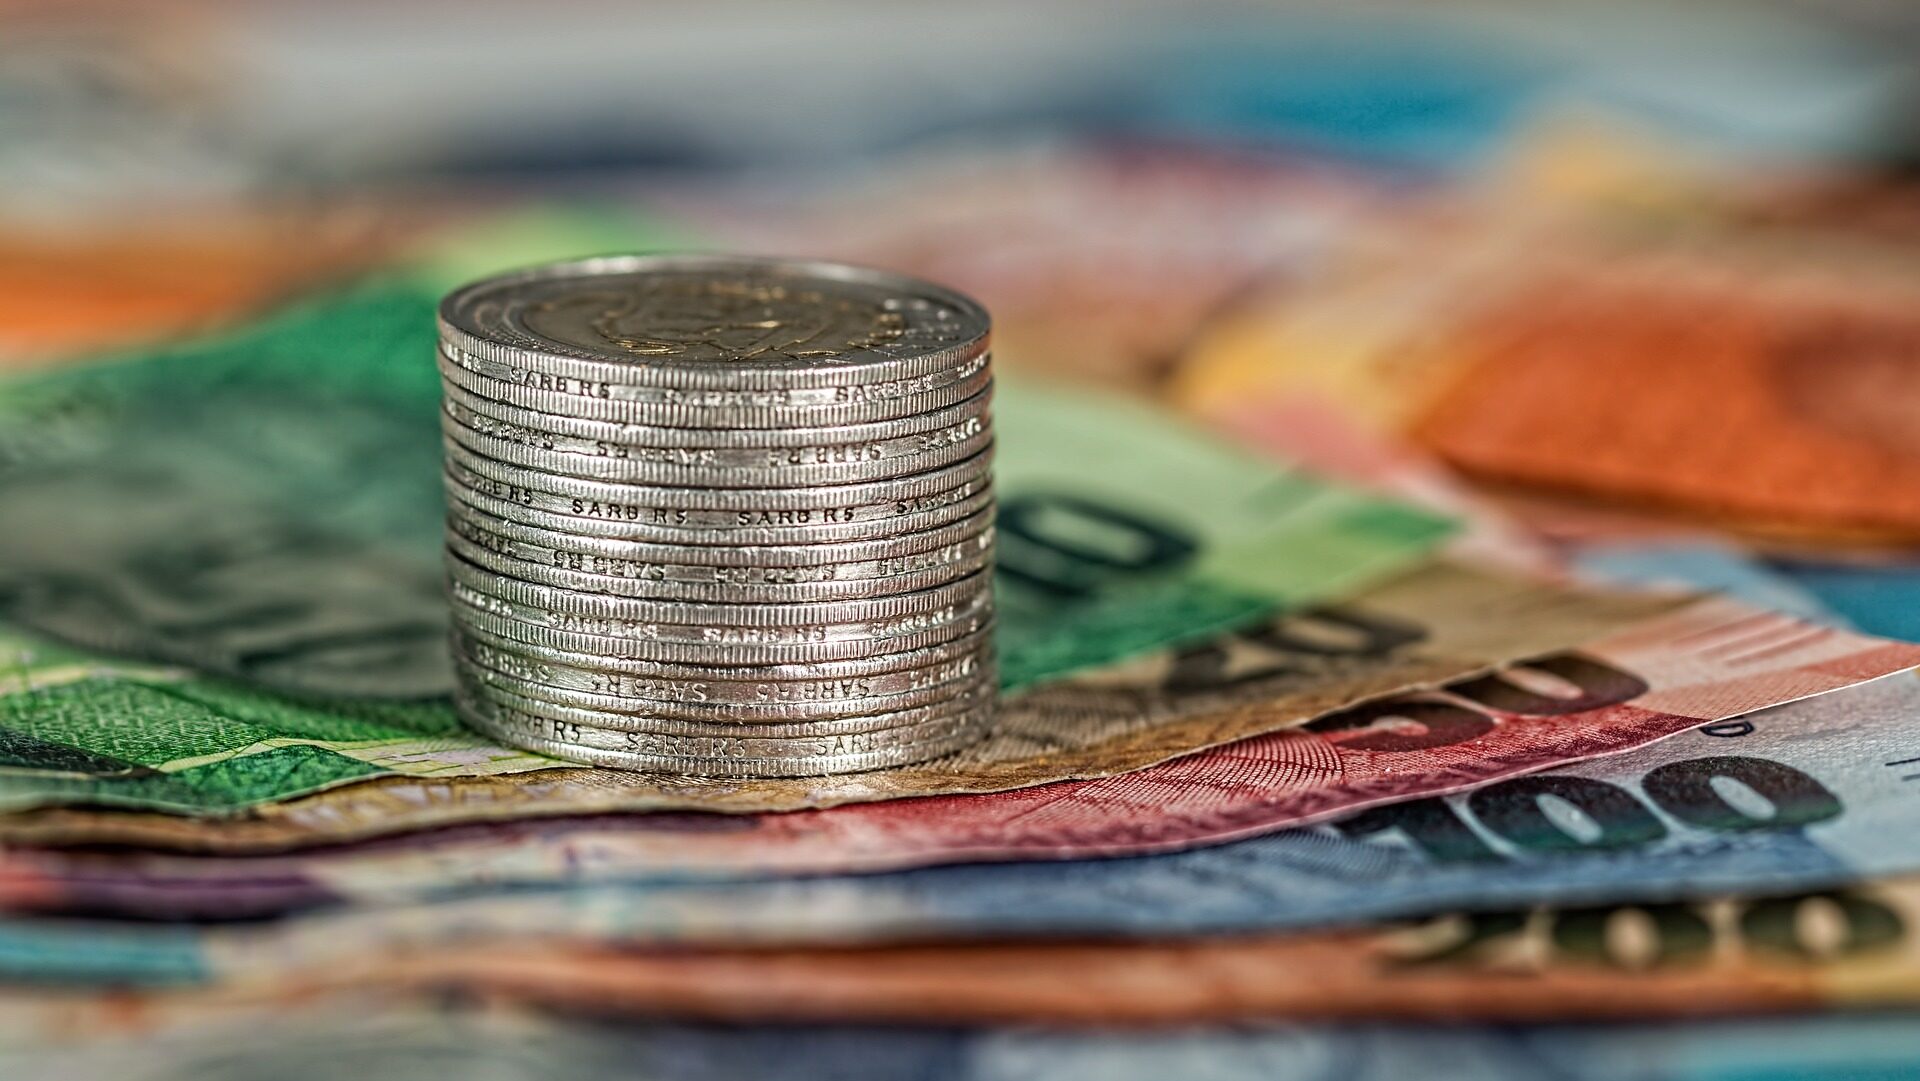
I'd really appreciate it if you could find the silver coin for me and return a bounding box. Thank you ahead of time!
[446,498,992,570]
[442,378,991,451]
[438,255,990,391]
[446,522,993,603]
[454,656,995,727]
[448,565,994,645]
[438,346,993,429]
[447,553,992,627]
[441,333,986,399]
[445,443,990,549]
[451,610,994,670]
[457,666,994,736]
[462,676,990,739]
[440,409,992,488]
[449,591,993,665]
[457,691,991,776]
[444,463,994,546]
[451,631,990,709]
[445,433,990,514]
[448,585,992,662]
[462,696,988,760]
[440,395,991,488]
[452,621,996,684]
[446,504,994,596]
[462,664,995,731]
[461,708,990,777]
[449,585,992,666]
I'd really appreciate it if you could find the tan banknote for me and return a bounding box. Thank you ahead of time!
[0,562,1677,847]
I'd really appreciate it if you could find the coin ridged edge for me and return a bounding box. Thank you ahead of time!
[456,659,996,728]
[452,633,990,710]
[447,497,993,568]
[440,410,994,488]
[444,436,992,510]
[458,692,991,776]
[443,377,992,448]
[446,529,993,603]
[438,349,994,428]
[444,465,995,546]
[451,621,996,683]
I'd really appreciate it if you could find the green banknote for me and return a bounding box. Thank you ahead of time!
[0,211,1450,814]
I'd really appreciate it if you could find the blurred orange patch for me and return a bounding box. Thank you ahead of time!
[1413,261,1920,540]
[0,213,393,370]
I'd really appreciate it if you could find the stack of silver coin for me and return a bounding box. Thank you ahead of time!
[436,255,996,777]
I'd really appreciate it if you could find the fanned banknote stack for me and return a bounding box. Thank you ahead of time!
[7,189,1920,1081]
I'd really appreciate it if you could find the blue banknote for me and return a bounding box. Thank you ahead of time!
[1770,559,1920,644]
[1570,540,1838,623]
[7,1007,1920,1081]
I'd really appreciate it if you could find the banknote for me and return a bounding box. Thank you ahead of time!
[1202,391,1555,573]
[1201,387,1878,624]
[17,873,1920,1027]
[382,871,1920,1026]
[1173,211,1920,542]
[7,999,1920,1081]
[1770,556,1920,642]
[1570,540,1838,621]
[6,671,1920,986]
[987,379,1457,687]
[1,594,1911,912]
[0,207,672,701]
[0,210,1449,815]
[0,561,1674,839]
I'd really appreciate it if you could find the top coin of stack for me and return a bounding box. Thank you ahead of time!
[436,255,997,777]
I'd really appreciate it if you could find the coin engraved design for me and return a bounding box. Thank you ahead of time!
[543,274,908,362]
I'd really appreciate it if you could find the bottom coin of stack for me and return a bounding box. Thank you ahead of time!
[436,254,998,777]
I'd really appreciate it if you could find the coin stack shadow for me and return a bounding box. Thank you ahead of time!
[436,255,996,776]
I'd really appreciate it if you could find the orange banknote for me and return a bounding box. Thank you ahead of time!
[1176,214,1920,544]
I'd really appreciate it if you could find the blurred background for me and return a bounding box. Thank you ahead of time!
[8,2,1920,1078]
[9,0,1919,370]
